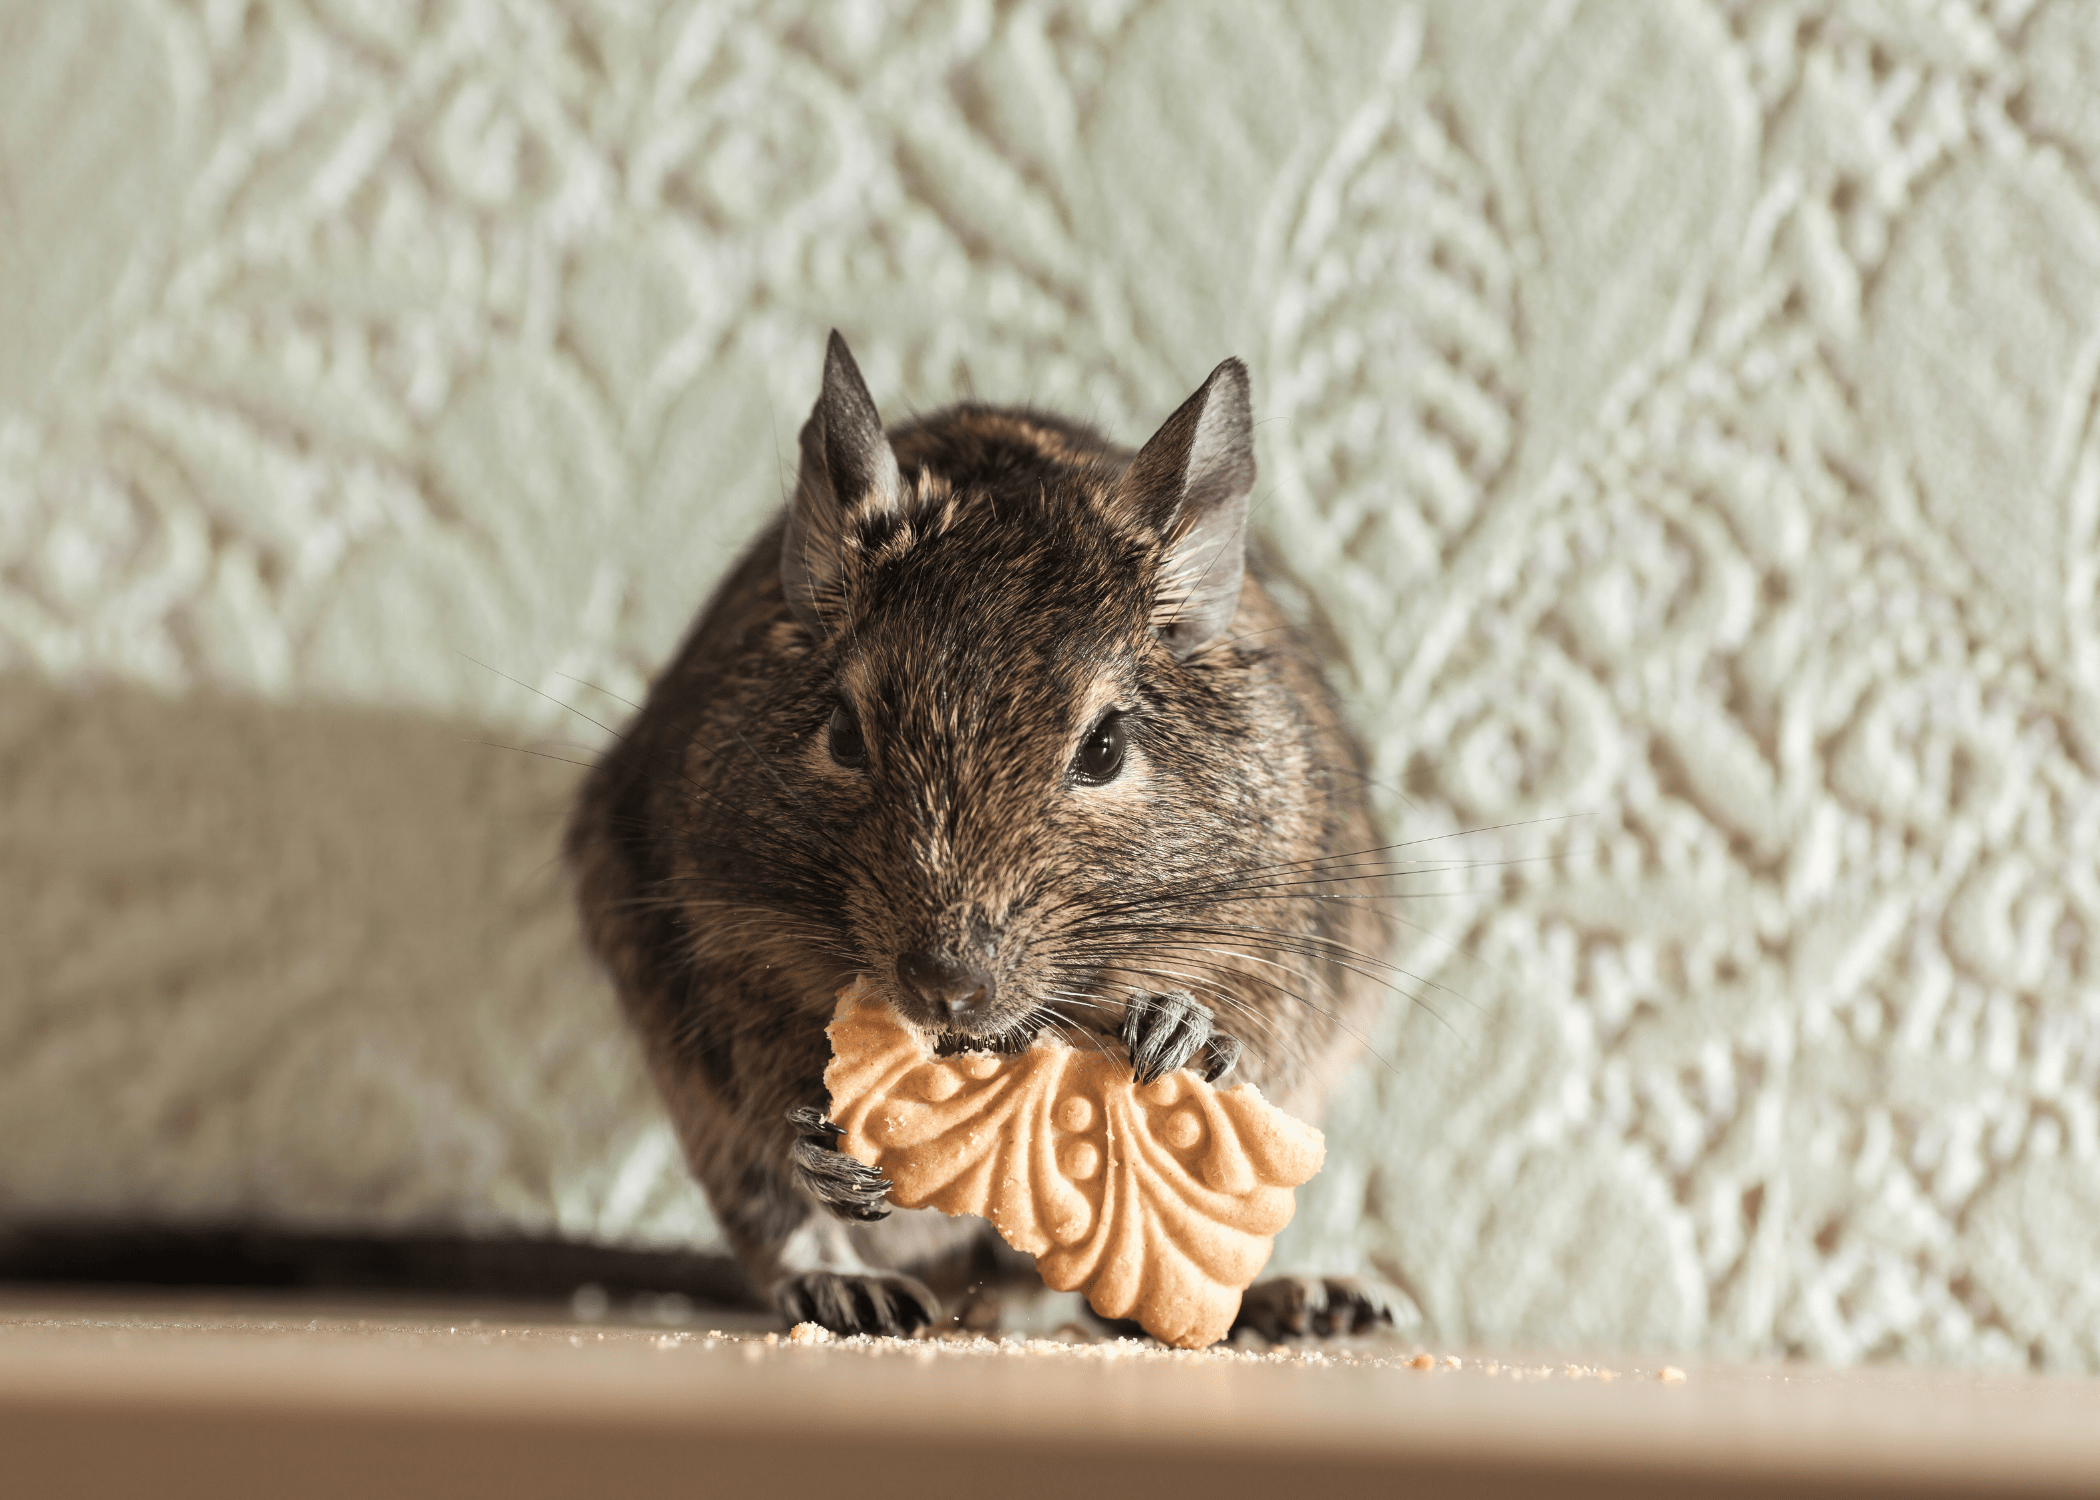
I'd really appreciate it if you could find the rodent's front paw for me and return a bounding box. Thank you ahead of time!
[776,1271,940,1338]
[1120,990,1241,1086]
[787,1105,890,1221]
[1233,1277,1397,1340]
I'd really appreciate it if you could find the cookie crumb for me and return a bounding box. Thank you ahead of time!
[1408,1352,1435,1369]
[1658,1365,1687,1383]
[788,1322,833,1345]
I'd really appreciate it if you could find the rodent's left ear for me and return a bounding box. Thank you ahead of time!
[783,330,903,637]
[1116,358,1255,657]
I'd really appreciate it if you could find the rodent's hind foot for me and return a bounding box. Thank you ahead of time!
[1121,990,1240,1086]
[1233,1277,1397,1341]
[787,1105,891,1221]
[776,1270,940,1338]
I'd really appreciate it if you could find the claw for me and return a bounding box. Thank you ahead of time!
[1122,990,1237,1086]
[1233,1277,1399,1340]
[786,1104,891,1221]
[787,1105,842,1145]
[776,1271,939,1337]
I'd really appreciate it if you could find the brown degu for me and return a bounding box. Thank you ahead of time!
[567,333,1392,1339]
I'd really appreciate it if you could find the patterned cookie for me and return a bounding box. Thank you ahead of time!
[824,979,1326,1349]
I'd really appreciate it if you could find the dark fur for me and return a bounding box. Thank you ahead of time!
[567,336,1387,1339]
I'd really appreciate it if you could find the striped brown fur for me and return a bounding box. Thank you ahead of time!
[567,334,1390,1338]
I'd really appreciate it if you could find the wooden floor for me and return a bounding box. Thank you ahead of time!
[4,1290,2097,1499]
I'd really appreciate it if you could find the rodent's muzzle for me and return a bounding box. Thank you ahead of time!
[895,948,997,1020]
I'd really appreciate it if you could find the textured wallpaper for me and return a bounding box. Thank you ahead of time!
[5,0,2099,1368]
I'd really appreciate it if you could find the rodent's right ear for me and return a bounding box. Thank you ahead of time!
[782,330,902,637]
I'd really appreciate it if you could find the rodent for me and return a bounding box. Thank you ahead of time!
[567,332,1392,1339]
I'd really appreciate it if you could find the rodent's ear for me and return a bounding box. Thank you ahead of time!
[783,330,902,637]
[1116,358,1255,657]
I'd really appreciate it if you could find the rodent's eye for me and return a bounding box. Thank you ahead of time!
[827,702,868,769]
[1072,710,1126,785]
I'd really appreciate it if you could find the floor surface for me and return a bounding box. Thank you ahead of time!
[4,1290,2098,1499]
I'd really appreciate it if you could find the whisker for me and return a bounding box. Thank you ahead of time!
[552,672,644,712]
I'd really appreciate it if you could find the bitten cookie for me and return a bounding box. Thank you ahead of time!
[824,979,1326,1349]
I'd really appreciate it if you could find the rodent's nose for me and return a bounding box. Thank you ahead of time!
[897,950,995,1018]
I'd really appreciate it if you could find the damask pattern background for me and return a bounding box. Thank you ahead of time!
[4,0,2098,1368]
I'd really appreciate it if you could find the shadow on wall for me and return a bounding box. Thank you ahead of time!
[0,675,719,1259]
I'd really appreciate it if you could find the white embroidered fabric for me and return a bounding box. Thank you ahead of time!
[3,0,2097,1368]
